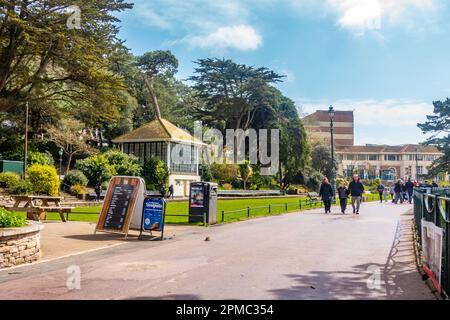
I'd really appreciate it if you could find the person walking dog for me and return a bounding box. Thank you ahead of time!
[348,174,364,214]
[319,177,334,214]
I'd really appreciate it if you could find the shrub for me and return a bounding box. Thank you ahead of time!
[210,163,239,184]
[0,208,26,228]
[103,149,143,176]
[0,172,21,188]
[69,184,87,196]
[222,183,233,190]
[28,150,54,166]
[199,163,213,182]
[76,154,116,185]
[27,164,60,196]
[64,170,88,187]
[8,180,32,195]
[143,157,169,188]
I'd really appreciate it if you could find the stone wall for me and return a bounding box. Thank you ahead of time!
[0,222,44,269]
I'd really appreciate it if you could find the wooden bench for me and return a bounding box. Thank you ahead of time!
[39,207,74,222]
[307,192,321,205]
[8,195,73,222]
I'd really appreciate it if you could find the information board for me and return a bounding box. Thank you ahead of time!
[142,197,165,232]
[190,184,204,208]
[95,176,146,237]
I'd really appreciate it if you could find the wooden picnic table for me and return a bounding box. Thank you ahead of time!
[9,195,73,222]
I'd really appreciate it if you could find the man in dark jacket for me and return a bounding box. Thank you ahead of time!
[348,174,364,214]
[376,183,385,203]
[394,179,404,204]
[319,177,334,214]
[404,178,414,204]
[337,184,349,214]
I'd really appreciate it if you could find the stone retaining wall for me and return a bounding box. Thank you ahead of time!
[0,222,44,269]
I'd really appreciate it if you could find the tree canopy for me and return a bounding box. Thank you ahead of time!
[418,98,450,176]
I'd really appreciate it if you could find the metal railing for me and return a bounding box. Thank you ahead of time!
[220,194,381,222]
[413,187,450,297]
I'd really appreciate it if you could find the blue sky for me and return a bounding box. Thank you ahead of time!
[115,0,450,145]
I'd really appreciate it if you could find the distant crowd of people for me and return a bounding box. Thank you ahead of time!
[319,174,441,215]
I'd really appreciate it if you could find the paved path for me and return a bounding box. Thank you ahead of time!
[0,201,434,300]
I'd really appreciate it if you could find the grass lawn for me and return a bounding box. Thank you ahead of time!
[17,193,383,225]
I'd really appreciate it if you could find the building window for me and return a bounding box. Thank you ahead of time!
[357,154,366,161]
[346,154,355,161]
[368,154,378,161]
[170,143,198,174]
[416,166,423,175]
[385,154,398,161]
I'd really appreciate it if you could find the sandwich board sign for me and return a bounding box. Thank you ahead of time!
[95,176,147,238]
[139,197,166,241]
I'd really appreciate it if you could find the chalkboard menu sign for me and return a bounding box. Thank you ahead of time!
[104,184,134,230]
[95,176,146,237]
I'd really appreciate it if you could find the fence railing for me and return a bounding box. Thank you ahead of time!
[220,193,381,222]
[413,187,450,297]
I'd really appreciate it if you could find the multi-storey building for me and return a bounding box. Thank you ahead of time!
[336,144,444,181]
[302,109,447,182]
[303,110,354,146]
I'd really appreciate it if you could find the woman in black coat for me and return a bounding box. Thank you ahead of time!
[319,177,334,214]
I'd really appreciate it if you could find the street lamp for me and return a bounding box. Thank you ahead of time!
[58,148,63,182]
[328,105,336,200]
[415,147,419,181]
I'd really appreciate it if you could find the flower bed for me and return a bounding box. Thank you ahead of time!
[0,208,44,269]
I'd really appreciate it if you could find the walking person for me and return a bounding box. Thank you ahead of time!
[394,179,403,204]
[337,183,349,214]
[94,181,102,202]
[389,184,395,203]
[383,186,389,202]
[404,178,414,204]
[168,184,174,199]
[376,182,385,203]
[348,174,364,214]
[319,177,334,214]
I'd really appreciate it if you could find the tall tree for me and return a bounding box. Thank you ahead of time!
[136,50,178,119]
[275,93,310,190]
[0,1,132,118]
[418,98,450,176]
[189,58,283,132]
[310,142,338,180]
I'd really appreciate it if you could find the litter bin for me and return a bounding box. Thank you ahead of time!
[188,182,218,224]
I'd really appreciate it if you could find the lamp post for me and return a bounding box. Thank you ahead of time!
[58,148,63,183]
[415,147,419,181]
[23,102,29,179]
[328,105,336,200]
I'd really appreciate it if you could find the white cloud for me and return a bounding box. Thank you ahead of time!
[326,0,437,34]
[298,99,434,144]
[184,25,262,51]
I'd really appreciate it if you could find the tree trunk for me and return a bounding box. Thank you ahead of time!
[66,152,73,175]
[143,76,162,119]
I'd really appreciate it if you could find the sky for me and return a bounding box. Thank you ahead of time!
[114,0,450,145]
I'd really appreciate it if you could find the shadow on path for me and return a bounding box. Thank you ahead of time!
[269,217,432,300]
